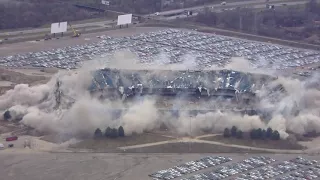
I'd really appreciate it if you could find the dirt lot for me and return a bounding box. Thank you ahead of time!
[69,133,173,152]
[200,135,305,150]
[0,68,55,95]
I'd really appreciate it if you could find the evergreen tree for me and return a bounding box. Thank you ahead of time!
[236,130,243,139]
[272,130,280,140]
[94,128,103,138]
[231,126,237,137]
[105,127,112,137]
[250,129,257,139]
[261,129,266,140]
[111,128,118,138]
[3,110,11,121]
[256,128,263,139]
[266,127,273,139]
[118,126,125,137]
[223,128,230,138]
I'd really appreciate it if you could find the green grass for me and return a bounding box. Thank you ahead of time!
[123,142,271,153]
[69,133,173,151]
[200,135,305,150]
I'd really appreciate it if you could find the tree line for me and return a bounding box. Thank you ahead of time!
[223,126,243,139]
[0,1,95,30]
[192,0,320,44]
[223,126,280,140]
[94,126,125,139]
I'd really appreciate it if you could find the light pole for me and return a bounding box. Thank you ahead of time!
[189,115,192,152]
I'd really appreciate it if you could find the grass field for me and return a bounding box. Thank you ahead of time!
[69,133,173,151]
[200,135,305,150]
[123,142,270,153]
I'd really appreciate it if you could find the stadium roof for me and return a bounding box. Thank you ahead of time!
[88,68,275,96]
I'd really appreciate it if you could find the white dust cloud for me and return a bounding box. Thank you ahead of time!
[0,50,319,139]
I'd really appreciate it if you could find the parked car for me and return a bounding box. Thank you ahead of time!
[6,136,18,141]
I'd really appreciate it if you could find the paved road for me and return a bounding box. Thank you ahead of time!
[0,20,116,37]
[118,136,306,154]
[156,0,309,21]
[0,0,309,39]
[148,0,309,17]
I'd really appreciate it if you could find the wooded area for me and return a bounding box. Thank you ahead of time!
[193,0,320,44]
[0,1,96,29]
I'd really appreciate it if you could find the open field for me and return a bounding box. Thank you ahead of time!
[69,133,174,151]
[200,135,305,150]
[122,142,270,153]
[0,67,57,95]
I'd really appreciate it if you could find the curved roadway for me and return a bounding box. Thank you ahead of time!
[118,134,309,154]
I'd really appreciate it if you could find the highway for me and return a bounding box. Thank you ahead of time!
[148,0,309,17]
[0,0,311,40]
[159,0,309,21]
[0,19,116,38]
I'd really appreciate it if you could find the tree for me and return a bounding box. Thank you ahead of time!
[256,128,263,139]
[223,128,230,138]
[3,110,11,121]
[261,129,266,140]
[105,127,112,137]
[272,130,280,140]
[110,128,118,138]
[266,127,273,139]
[231,126,237,137]
[94,128,103,138]
[250,129,257,139]
[236,130,243,139]
[118,126,125,137]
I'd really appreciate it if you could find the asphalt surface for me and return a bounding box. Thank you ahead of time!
[0,152,320,180]
[0,20,116,37]
[156,0,309,21]
[148,0,309,17]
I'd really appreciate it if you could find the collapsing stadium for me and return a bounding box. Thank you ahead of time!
[82,68,282,118]
[2,62,313,138]
[89,68,277,99]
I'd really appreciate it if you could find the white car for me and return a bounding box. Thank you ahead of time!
[0,143,4,150]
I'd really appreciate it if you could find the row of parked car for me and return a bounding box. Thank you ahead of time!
[173,156,320,180]
[180,156,276,180]
[276,165,320,180]
[149,156,232,180]
[1,29,320,70]
[235,160,303,180]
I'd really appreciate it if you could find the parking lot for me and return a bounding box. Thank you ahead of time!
[2,153,320,180]
[149,155,320,180]
[0,29,319,70]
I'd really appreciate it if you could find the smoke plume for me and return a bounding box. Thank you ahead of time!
[0,50,320,140]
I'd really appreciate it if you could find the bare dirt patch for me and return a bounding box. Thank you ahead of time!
[69,133,173,151]
[200,135,305,150]
[0,68,52,94]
